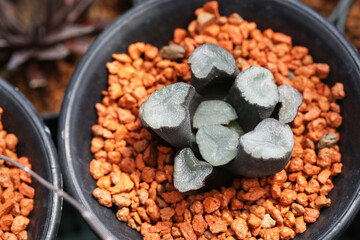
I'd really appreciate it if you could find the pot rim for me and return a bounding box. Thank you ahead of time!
[0,77,63,240]
[58,0,360,239]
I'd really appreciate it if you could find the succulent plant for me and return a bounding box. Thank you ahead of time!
[139,43,303,192]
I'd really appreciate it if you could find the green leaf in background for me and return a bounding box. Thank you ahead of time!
[228,120,244,136]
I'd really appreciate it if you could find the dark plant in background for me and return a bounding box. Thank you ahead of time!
[0,0,113,88]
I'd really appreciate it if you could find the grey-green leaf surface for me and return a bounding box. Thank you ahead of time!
[140,82,190,129]
[196,124,240,166]
[174,148,213,193]
[241,118,294,159]
[193,100,238,129]
[278,84,303,123]
[226,66,279,131]
[139,82,200,148]
[227,118,294,178]
[233,66,279,110]
[188,43,239,93]
[188,43,238,80]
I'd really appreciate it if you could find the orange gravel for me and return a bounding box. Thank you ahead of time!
[90,2,345,239]
[0,107,34,240]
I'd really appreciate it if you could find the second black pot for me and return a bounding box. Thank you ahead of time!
[0,78,62,239]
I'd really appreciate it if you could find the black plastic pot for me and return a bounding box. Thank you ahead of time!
[0,78,62,239]
[58,0,360,239]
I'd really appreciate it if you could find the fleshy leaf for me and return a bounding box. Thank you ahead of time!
[278,84,303,123]
[174,148,213,193]
[188,43,239,98]
[139,82,201,149]
[188,43,239,83]
[226,66,279,132]
[227,118,294,177]
[193,100,238,129]
[196,124,240,166]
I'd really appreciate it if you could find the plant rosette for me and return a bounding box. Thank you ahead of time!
[140,43,303,193]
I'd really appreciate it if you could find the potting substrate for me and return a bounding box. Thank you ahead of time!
[0,108,34,239]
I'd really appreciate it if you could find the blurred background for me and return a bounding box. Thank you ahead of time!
[0,0,359,239]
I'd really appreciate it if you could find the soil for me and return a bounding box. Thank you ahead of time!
[0,0,359,115]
